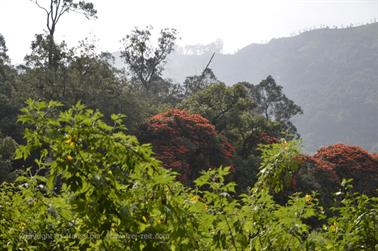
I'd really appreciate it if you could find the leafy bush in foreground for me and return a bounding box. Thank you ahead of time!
[0,100,376,250]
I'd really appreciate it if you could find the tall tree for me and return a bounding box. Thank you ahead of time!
[250,76,302,121]
[0,35,22,141]
[23,34,72,100]
[0,34,10,86]
[24,33,70,68]
[249,76,302,135]
[120,26,178,94]
[183,68,219,97]
[31,0,96,68]
[180,82,254,132]
[63,39,123,115]
[0,34,9,66]
[180,82,283,157]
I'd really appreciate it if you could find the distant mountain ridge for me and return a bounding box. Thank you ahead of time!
[115,23,378,153]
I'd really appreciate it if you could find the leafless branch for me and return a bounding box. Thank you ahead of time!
[32,0,49,15]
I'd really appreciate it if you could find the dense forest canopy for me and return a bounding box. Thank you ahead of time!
[0,1,377,249]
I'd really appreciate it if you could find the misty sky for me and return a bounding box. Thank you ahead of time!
[0,0,377,63]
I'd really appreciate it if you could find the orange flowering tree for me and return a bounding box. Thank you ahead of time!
[312,144,378,195]
[138,109,235,184]
[290,144,378,205]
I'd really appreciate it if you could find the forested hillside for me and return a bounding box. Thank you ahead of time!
[160,23,378,152]
[0,1,377,249]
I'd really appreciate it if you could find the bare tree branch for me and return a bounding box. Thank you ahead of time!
[32,0,49,15]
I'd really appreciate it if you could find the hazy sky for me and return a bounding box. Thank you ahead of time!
[0,0,377,63]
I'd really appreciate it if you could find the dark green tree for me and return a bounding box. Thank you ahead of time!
[0,133,18,183]
[0,34,9,66]
[180,78,302,192]
[24,34,71,69]
[180,82,254,133]
[31,0,96,69]
[63,39,124,116]
[23,34,71,100]
[183,68,219,96]
[249,76,303,135]
[0,35,23,141]
[24,0,97,101]
[120,26,178,94]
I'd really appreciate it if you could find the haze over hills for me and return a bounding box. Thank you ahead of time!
[114,23,378,153]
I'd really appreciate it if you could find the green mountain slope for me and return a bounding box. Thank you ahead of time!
[163,23,378,153]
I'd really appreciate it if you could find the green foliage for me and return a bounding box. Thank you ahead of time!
[0,36,22,141]
[254,140,301,194]
[183,68,220,96]
[328,180,377,250]
[180,80,301,192]
[251,76,302,122]
[181,82,254,132]
[24,34,71,69]
[0,100,376,250]
[63,39,124,115]
[121,26,178,94]
[0,133,18,182]
[309,180,378,250]
[0,34,9,65]
[8,99,199,249]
